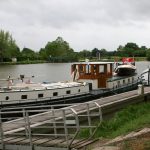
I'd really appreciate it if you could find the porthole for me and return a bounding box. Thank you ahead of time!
[6,96,9,100]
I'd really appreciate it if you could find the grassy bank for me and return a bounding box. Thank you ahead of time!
[79,102,150,139]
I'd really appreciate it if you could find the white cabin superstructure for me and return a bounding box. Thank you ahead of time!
[0,81,89,104]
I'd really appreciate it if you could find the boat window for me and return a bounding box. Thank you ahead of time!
[132,77,134,82]
[5,96,9,100]
[99,65,104,73]
[123,80,125,84]
[53,92,58,96]
[118,81,120,87]
[78,89,80,92]
[128,78,130,83]
[38,93,43,98]
[107,64,111,73]
[72,64,76,72]
[21,95,27,99]
[93,65,97,73]
[66,90,71,94]
[85,64,91,74]
[79,65,84,72]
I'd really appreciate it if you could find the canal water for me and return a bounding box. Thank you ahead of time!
[0,61,149,84]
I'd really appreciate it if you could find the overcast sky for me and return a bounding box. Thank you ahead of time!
[1,0,150,52]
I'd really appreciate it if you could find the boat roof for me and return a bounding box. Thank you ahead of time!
[117,64,136,69]
[0,81,86,92]
[73,62,114,65]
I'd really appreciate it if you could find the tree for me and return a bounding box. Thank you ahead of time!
[91,48,99,57]
[43,37,76,62]
[117,45,124,51]
[39,48,47,60]
[123,42,139,56]
[0,30,19,62]
[146,49,150,61]
[124,43,139,50]
[21,48,37,61]
[100,49,107,57]
[78,50,91,59]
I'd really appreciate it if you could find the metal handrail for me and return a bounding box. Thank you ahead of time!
[0,101,103,149]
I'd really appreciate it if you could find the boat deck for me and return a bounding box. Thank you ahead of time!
[0,81,86,92]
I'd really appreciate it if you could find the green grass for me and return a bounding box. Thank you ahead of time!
[79,102,150,139]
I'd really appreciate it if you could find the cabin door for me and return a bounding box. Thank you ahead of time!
[98,78,106,88]
[89,83,92,91]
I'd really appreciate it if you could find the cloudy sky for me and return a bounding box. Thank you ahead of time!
[1,0,150,52]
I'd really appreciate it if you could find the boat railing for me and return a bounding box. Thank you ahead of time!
[110,80,139,93]
[0,101,103,149]
[91,80,138,96]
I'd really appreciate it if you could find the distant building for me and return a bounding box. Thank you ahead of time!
[12,58,17,62]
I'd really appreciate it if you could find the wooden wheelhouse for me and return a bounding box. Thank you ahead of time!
[71,62,113,89]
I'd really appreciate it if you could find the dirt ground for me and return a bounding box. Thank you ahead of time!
[117,134,150,150]
[80,128,150,150]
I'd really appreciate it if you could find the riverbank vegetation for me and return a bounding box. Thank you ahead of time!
[0,29,150,63]
[79,102,150,139]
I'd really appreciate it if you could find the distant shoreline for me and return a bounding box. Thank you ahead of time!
[0,57,147,65]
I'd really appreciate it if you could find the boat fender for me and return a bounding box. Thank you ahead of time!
[83,82,86,86]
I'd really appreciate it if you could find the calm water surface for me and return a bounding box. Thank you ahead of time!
[0,61,149,84]
[0,63,72,84]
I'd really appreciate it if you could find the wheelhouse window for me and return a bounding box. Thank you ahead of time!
[53,92,58,96]
[38,93,43,98]
[66,90,71,94]
[107,64,111,73]
[85,64,91,74]
[99,65,104,73]
[79,65,84,72]
[21,95,27,99]
[93,65,97,74]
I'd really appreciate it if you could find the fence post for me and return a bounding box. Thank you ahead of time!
[26,111,33,148]
[62,109,69,147]
[69,108,80,148]
[0,109,5,150]
[23,109,28,138]
[51,107,57,138]
[94,102,103,122]
[86,103,92,135]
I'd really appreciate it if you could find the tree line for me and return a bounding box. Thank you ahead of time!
[1,29,150,63]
